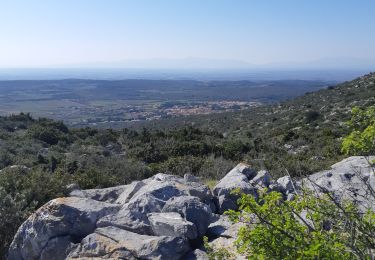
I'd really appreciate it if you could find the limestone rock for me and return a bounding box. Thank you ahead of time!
[39,236,74,260]
[148,212,198,239]
[70,185,128,203]
[68,226,190,260]
[97,206,153,235]
[276,176,295,194]
[209,236,246,260]
[8,197,119,260]
[207,215,232,239]
[8,157,375,259]
[303,156,375,211]
[163,196,213,237]
[115,180,146,204]
[251,170,271,188]
[207,214,242,240]
[213,163,258,213]
[98,174,214,236]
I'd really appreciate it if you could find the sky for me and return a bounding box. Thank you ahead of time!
[0,0,375,68]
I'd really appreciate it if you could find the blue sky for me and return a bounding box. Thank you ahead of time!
[0,0,374,68]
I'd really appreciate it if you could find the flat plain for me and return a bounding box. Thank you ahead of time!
[0,79,332,127]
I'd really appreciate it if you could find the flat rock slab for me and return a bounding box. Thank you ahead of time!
[303,156,375,211]
[68,226,190,260]
[148,212,198,239]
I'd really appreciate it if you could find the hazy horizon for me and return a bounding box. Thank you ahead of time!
[0,68,371,82]
[1,0,375,70]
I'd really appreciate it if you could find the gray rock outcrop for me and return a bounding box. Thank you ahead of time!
[302,156,375,211]
[70,185,129,203]
[213,163,272,213]
[148,212,198,239]
[213,163,257,213]
[8,173,216,260]
[8,156,375,259]
[162,196,213,237]
[68,226,190,259]
[8,197,120,260]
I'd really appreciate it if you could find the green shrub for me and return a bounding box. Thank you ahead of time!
[227,190,375,259]
[0,168,68,257]
[342,106,375,156]
[305,110,321,123]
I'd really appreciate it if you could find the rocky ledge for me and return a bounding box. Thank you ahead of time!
[8,156,375,260]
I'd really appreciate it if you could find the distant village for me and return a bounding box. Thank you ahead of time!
[71,100,261,127]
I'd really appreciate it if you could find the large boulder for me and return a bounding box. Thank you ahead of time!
[148,212,198,239]
[97,176,189,235]
[276,176,295,194]
[163,196,213,237]
[98,174,215,236]
[97,206,154,235]
[8,197,119,260]
[250,170,271,188]
[303,156,375,211]
[213,163,258,213]
[68,226,190,260]
[8,170,246,259]
[114,173,214,210]
[139,173,214,205]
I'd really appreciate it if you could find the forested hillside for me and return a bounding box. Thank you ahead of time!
[0,72,374,257]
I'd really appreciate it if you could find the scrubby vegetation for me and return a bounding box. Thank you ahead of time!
[221,98,375,259]
[227,190,375,259]
[129,72,375,178]
[0,72,374,257]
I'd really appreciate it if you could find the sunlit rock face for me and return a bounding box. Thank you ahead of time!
[8,156,374,259]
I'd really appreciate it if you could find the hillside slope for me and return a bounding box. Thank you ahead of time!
[127,72,375,176]
[0,72,374,258]
[8,156,375,259]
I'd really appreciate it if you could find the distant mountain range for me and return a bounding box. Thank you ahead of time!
[67,57,252,69]
[1,57,373,72]
[61,57,375,70]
